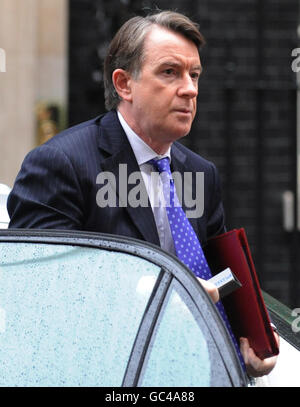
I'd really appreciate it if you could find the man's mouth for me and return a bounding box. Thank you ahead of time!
[174,108,193,116]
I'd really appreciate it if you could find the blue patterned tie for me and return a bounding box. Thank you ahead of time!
[150,157,245,369]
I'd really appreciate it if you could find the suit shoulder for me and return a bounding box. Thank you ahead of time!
[42,115,103,149]
[173,141,217,171]
[23,115,108,167]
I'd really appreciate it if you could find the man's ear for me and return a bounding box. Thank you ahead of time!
[112,69,132,102]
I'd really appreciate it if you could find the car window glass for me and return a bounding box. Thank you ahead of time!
[139,279,231,387]
[0,242,160,386]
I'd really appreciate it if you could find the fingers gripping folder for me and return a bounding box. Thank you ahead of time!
[204,228,279,359]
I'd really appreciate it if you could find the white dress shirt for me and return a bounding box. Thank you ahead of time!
[117,110,175,255]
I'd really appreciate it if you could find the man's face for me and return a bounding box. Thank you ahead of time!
[126,26,201,149]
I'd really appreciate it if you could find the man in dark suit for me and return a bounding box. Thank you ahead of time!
[7,109,224,245]
[7,10,278,377]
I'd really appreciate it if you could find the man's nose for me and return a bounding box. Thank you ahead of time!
[177,74,198,98]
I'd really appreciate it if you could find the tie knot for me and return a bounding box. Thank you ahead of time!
[149,157,171,174]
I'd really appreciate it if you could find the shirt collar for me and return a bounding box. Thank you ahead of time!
[117,110,171,165]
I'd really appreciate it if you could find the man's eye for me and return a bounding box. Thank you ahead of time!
[191,72,200,80]
[164,68,175,75]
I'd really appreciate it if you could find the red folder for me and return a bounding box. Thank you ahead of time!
[204,228,279,359]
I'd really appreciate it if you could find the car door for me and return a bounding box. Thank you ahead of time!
[0,229,247,387]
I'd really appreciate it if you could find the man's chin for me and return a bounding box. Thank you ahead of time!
[154,123,192,144]
[170,126,192,141]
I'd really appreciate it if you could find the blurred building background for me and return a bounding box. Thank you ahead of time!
[0,0,299,307]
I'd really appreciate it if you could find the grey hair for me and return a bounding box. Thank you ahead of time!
[103,10,205,111]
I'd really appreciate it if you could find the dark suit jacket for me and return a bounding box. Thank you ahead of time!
[7,110,225,247]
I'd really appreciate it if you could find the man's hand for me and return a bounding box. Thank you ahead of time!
[240,333,280,377]
[197,277,280,377]
[197,278,220,303]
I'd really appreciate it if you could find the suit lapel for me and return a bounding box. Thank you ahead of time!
[97,111,160,246]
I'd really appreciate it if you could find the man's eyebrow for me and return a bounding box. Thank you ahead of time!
[160,61,202,72]
[193,65,203,73]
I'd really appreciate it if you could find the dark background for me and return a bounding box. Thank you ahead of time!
[68,0,299,307]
